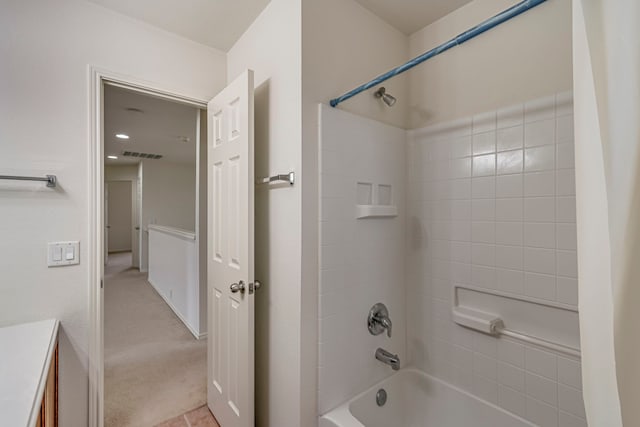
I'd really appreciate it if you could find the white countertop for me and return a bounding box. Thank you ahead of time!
[0,319,59,427]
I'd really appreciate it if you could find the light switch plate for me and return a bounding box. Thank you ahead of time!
[48,241,80,267]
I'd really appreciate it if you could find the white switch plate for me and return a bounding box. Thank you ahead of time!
[48,241,80,267]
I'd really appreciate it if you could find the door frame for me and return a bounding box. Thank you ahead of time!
[88,67,208,427]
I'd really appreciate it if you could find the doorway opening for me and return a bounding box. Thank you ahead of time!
[102,83,214,426]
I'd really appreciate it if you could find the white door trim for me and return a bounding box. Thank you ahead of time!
[88,67,208,427]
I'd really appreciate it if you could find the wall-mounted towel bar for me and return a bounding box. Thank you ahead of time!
[0,174,57,188]
[256,172,295,186]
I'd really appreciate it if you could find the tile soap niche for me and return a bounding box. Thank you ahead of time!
[356,182,398,219]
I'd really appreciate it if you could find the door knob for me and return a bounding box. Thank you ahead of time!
[230,280,246,293]
[248,280,261,294]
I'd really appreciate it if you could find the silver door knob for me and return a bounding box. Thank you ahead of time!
[230,280,246,293]
[248,280,261,294]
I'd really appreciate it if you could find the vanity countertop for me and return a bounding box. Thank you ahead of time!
[0,319,59,427]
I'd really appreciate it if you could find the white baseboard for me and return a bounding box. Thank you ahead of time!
[147,277,205,340]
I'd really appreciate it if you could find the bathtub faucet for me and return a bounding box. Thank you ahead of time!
[375,348,400,371]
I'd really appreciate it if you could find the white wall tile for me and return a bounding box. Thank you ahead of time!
[497,149,524,174]
[496,198,523,222]
[473,154,496,177]
[559,411,587,427]
[496,268,525,294]
[526,397,559,427]
[495,245,523,270]
[472,199,495,221]
[525,119,555,147]
[497,126,524,151]
[558,384,586,419]
[525,347,557,380]
[556,250,578,278]
[472,176,496,199]
[472,243,495,267]
[558,357,582,390]
[402,93,579,422]
[473,131,496,155]
[498,339,525,368]
[556,143,575,169]
[525,145,555,172]
[556,197,577,222]
[556,115,574,143]
[498,362,525,392]
[499,386,527,418]
[524,197,556,222]
[556,223,577,250]
[473,375,498,404]
[496,222,523,246]
[496,174,523,198]
[557,277,578,305]
[524,171,556,197]
[525,272,556,300]
[524,222,556,249]
[474,352,498,380]
[556,169,576,196]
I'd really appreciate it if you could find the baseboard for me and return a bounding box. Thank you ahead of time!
[147,277,204,340]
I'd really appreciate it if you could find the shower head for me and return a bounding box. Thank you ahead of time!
[374,87,396,107]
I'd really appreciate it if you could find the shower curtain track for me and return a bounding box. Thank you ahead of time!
[330,0,548,108]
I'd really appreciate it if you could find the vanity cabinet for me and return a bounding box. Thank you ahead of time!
[1,319,59,427]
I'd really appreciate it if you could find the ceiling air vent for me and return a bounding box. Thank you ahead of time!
[122,151,163,160]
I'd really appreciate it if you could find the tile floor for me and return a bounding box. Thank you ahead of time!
[154,405,219,427]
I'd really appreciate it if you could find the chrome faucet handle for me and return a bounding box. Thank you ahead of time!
[374,314,393,338]
[368,303,392,337]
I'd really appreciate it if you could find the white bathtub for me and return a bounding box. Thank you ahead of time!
[319,369,535,427]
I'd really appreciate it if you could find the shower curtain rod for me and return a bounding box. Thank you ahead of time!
[329,0,548,107]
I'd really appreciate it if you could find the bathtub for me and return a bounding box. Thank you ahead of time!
[319,368,535,427]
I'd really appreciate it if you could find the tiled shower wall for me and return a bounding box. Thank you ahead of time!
[406,92,586,427]
[318,105,406,414]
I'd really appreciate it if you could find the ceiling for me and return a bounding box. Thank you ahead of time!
[104,85,199,165]
[354,0,474,35]
[87,0,271,51]
[89,0,472,49]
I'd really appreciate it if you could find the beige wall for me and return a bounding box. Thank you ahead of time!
[408,0,573,129]
[0,0,226,424]
[140,160,197,271]
[106,181,132,252]
[226,0,303,425]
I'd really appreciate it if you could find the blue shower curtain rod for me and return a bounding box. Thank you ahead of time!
[330,0,548,108]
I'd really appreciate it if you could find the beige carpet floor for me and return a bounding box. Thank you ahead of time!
[104,252,207,427]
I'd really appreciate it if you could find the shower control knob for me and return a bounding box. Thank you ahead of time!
[230,280,246,293]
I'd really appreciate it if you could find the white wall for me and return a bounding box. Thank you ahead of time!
[226,1,303,425]
[140,160,197,271]
[408,0,573,129]
[406,93,586,426]
[0,0,226,424]
[148,226,200,337]
[318,105,406,414]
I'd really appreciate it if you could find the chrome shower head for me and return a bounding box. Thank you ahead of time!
[374,87,396,107]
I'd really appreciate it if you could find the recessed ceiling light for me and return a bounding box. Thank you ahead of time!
[115,133,129,140]
[107,155,118,160]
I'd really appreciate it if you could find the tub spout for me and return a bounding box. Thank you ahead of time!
[375,348,400,371]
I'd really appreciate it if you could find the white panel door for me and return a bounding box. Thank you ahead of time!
[207,69,255,427]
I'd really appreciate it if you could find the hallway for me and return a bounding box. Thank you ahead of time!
[104,252,207,427]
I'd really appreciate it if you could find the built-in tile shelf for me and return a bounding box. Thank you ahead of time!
[356,204,398,219]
